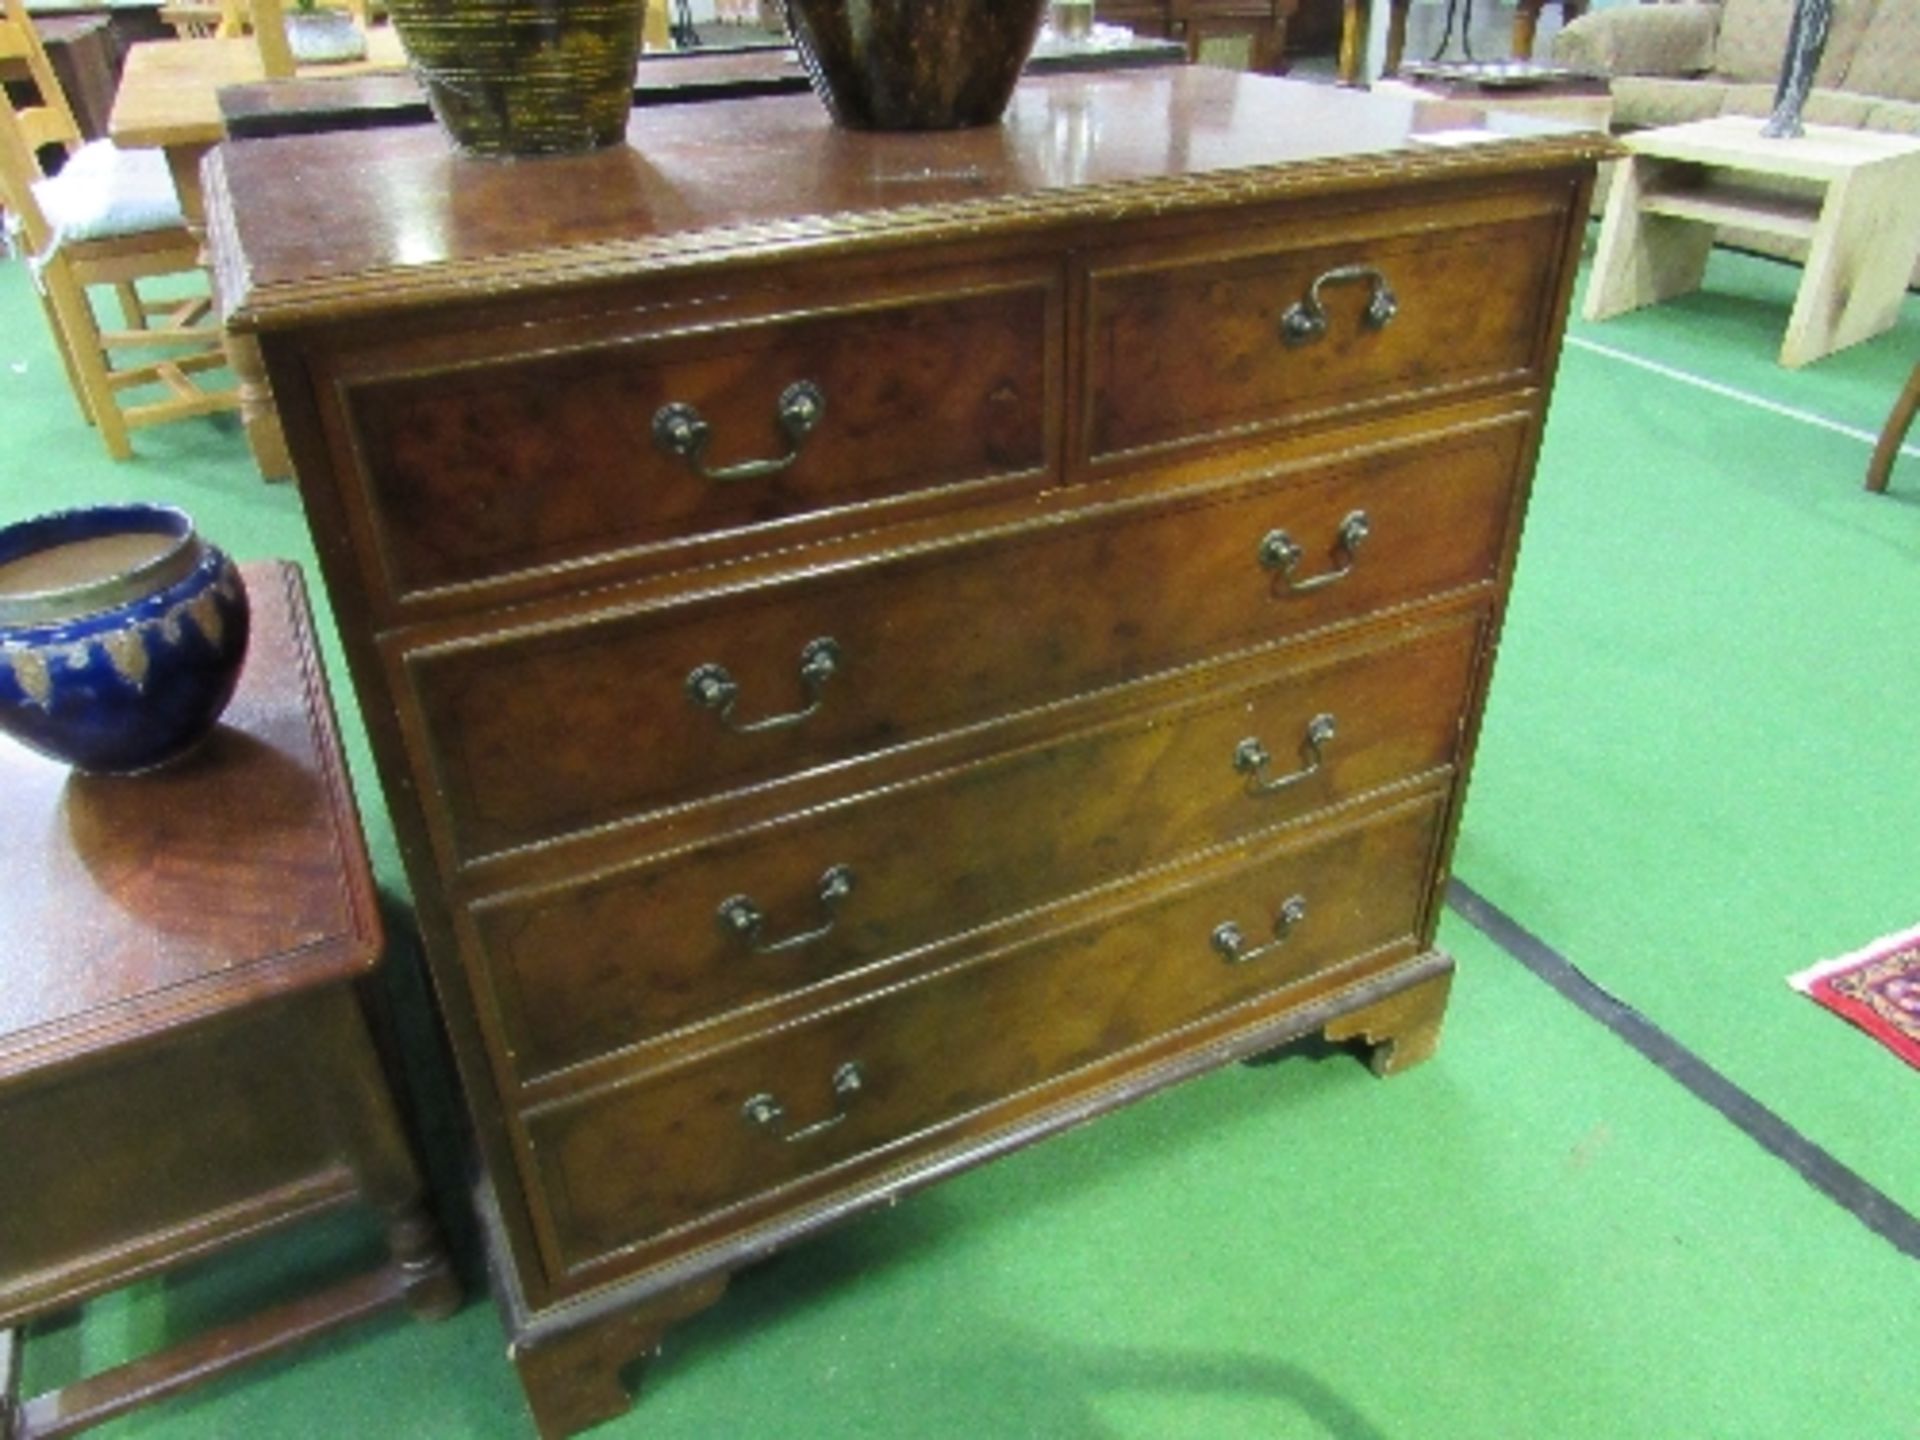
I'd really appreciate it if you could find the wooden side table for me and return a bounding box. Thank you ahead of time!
[0,561,457,1440]
[1585,117,1920,368]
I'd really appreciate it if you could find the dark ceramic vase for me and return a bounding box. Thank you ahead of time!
[0,504,250,773]
[783,0,1051,130]
[387,0,645,156]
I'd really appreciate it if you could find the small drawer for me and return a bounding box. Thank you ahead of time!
[470,615,1482,1083]
[519,791,1445,1280]
[337,273,1055,603]
[1083,195,1566,463]
[399,418,1525,865]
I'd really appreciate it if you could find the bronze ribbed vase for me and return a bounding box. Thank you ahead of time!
[388,0,644,155]
[782,0,1051,130]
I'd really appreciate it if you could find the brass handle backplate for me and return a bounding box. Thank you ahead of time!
[1235,713,1336,797]
[1280,264,1399,347]
[742,1061,866,1143]
[1258,511,1370,592]
[1211,895,1308,966]
[653,379,825,484]
[687,636,841,734]
[717,864,856,954]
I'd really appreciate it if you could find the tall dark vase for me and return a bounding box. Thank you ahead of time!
[388,0,645,156]
[782,0,1051,130]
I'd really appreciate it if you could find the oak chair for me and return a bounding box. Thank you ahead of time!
[1,0,237,458]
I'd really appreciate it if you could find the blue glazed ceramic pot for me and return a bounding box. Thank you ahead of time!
[0,504,250,773]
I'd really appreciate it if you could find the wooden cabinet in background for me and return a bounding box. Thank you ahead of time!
[1100,0,1292,71]
[206,70,1607,1439]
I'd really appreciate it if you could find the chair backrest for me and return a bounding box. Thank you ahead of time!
[0,0,83,254]
[0,0,83,159]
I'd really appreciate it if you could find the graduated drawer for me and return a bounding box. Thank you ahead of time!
[335,269,1055,604]
[1083,191,1567,464]
[400,419,1524,866]
[520,790,1446,1280]
[470,614,1481,1084]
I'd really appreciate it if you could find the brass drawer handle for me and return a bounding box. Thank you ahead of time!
[1234,713,1336,796]
[1280,264,1399,347]
[742,1061,865,1143]
[1258,511,1370,592]
[686,636,841,734]
[717,864,856,954]
[652,379,825,484]
[1211,895,1308,966]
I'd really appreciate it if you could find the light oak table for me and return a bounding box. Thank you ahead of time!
[0,561,456,1440]
[107,28,409,478]
[1584,116,1920,368]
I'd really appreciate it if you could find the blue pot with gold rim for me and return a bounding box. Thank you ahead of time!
[0,504,250,773]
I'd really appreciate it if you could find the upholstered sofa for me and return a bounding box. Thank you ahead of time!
[1551,0,1920,133]
[1551,0,1920,276]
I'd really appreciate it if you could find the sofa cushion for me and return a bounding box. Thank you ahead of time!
[1719,82,1876,123]
[1839,2,1920,100]
[1713,0,1874,84]
[1552,3,1720,76]
[1612,75,1732,126]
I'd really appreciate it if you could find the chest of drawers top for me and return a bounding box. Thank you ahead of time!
[209,69,1609,334]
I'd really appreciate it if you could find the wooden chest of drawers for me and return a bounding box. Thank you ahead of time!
[206,70,1607,1438]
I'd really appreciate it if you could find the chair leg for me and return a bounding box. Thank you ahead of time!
[36,288,98,428]
[1865,360,1920,494]
[114,280,147,330]
[42,267,133,460]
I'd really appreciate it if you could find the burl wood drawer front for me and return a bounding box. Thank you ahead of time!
[472,616,1481,1085]
[403,420,1526,865]
[1084,198,1565,463]
[339,275,1053,602]
[521,791,1445,1279]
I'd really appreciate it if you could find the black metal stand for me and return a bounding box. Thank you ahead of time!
[1762,0,1831,138]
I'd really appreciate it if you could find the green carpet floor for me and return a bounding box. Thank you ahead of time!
[3,236,1915,1437]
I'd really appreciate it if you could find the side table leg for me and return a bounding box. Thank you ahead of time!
[1780,158,1920,369]
[510,1276,729,1440]
[1337,0,1367,82]
[1511,0,1543,58]
[1384,0,1410,75]
[228,333,295,482]
[1585,155,1712,322]
[163,144,293,481]
[305,988,461,1321]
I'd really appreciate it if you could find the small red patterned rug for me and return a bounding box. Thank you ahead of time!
[1791,923,1920,1070]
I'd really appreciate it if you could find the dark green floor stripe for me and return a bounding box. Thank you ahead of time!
[1446,878,1920,1262]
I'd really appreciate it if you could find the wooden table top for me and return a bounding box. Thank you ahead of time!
[1622,116,1920,182]
[206,67,1617,333]
[0,561,383,1084]
[108,25,409,147]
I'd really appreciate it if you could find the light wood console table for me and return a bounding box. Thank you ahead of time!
[1585,117,1920,368]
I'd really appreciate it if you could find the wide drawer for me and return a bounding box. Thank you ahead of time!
[471,614,1482,1084]
[1084,196,1565,463]
[336,272,1055,603]
[519,790,1446,1280]
[401,419,1526,865]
